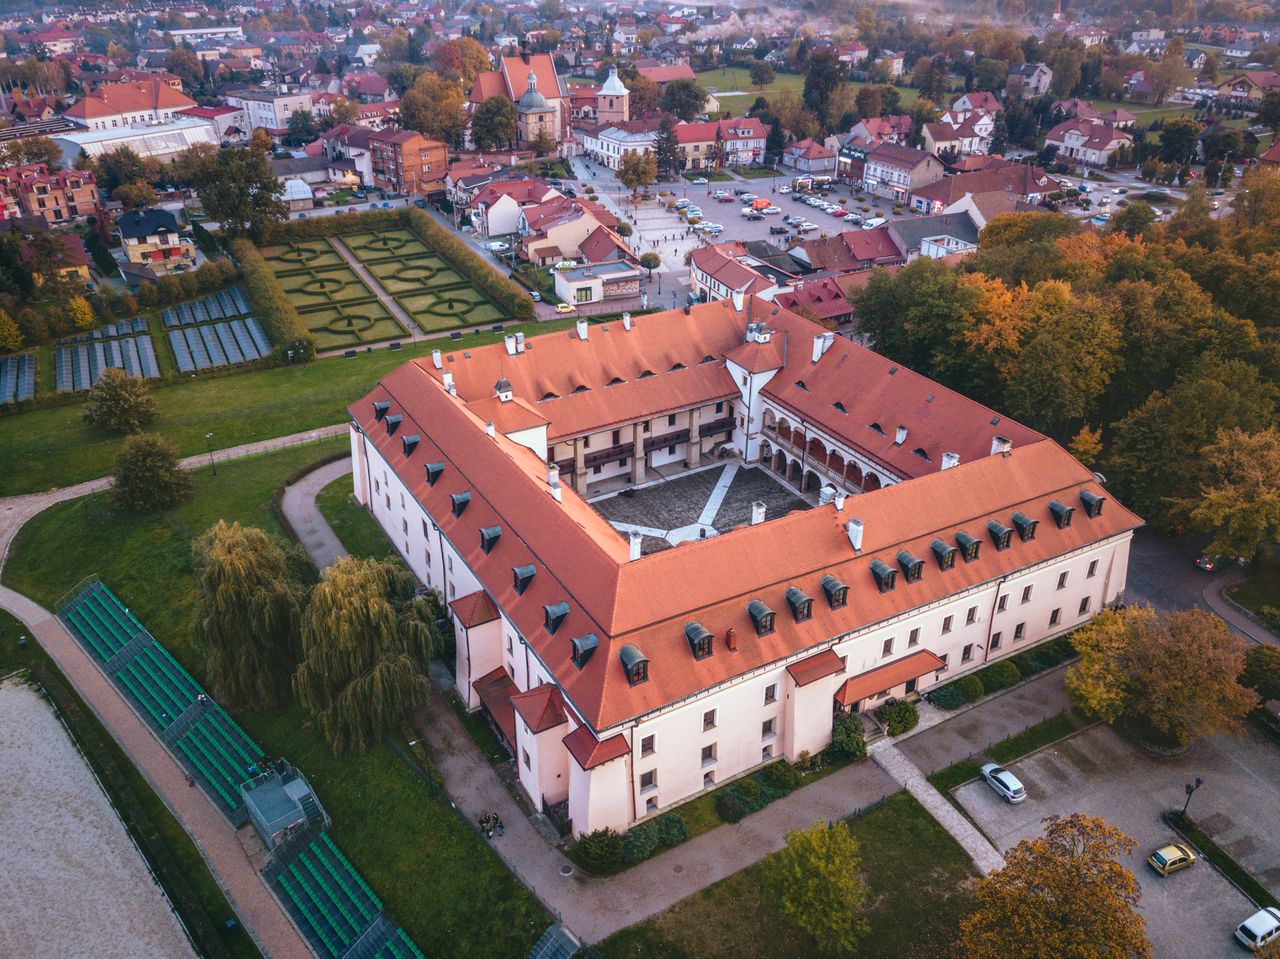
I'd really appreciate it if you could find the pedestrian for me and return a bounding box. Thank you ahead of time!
[497,817,505,837]
[186,774,195,788]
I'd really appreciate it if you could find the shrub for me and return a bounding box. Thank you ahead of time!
[112,433,192,513]
[828,711,867,761]
[761,759,802,792]
[621,822,660,864]
[616,221,633,237]
[1010,651,1039,677]
[875,699,919,736]
[83,368,157,433]
[403,208,534,320]
[715,789,745,823]
[930,683,967,710]
[573,828,626,873]
[955,674,985,703]
[653,812,688,847]
[231,237,315,360]
[982,659,1021,693]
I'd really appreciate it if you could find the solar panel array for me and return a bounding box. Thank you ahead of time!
[56,317,149,344]
[162,286,269,373]
[55,335,160,393]
[0,352,35,404]
[161,287,251,328]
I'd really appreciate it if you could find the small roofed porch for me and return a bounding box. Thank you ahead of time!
[472,666,519,752]
[835,649,946,716]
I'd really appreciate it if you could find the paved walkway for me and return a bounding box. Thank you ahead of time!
[329,235,425,345]
[280,457,352,570]
[1207,569,1280,647]
[872,742,1006,877]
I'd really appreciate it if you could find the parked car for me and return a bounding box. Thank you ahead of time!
[529,291,542,302]
[844,213,862,223]
[797,221,818,232]
[717,194,735,203]
[554,302,575,314]
[979,763,1026,803]
[1147,843,1196,876]
[779,185,792,194]
[741,193,759,202]
[1113,187,1128,195]
[733,187,749,196]
[762,206,782,215]
[1236,908,1280,951]
[713,189,729,198]
[862,216,887,229]
[691,176,708,184]
[769,225,789,235]
[743,211,763,221]
[1195,551,1243,572]
[675,199,690,209]
[486,241,510,252]
[830,207,847,217]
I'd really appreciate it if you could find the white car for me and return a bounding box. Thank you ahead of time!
[844,213,862,223]
[980,763,1026,803]
[862,216,886,229]
[797,221,818,232]
[1236,908,1280,951]
[779,185,791,193]
[691,177,708,184]
[761,206,781,215]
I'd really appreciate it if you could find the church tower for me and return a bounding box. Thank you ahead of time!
[596,65,630,125]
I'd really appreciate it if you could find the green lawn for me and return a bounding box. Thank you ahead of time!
[928,711,1084,796]
[0,317,575,497]
[697,67,921,113]
[0,605,262,959]
[2,443,550,958]
[315,474,395,561]
[1228,569,1280,630]
[598,791,976,959]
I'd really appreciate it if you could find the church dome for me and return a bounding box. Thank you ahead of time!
[600,65,628,97]
[517,70,555,114]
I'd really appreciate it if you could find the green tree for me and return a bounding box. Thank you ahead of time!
[329,96,359,126]
[802,50,845,128]
[1187,427,1280,563]
[111,433,192,513]
[82,367,157,433]
[1158,116,1200,163]
[765,117,786,165]
[1050,47,1085,98]
[192,147,286,243]
[400,69,468,145]
[767,820,869,956]
[471,96,517,151]
[653,113,681,178]
[285,109,318,146]
[973,58,1008,92]
[165,46,203,91]
[1257,90,1280,134]
[961,814,1150,959]
[1108,201,1156,238]
[112,180,157,211]
[1069,424,1103,468]
[293,556,434,754]
[749,62,775,89]
[912,55,948,104]
[617,150,658,193]
[192,521,310,710]
[94,146,148,193]
[1242,645,1280,703]
[639,251,660,277]
[854,84,882,119]
[0,308,21,352]
[660,78,708,122]
[625,75,661,116]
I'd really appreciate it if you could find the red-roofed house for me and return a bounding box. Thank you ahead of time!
[518,195,618,265]
[64,79,196,131]
[1043,119,1132,167]
[782,139,836,174]
[847,115,913,147]
[472,179,563,237]
[178,105,248,142]
[861,143,945,200]
[774,276,854,327]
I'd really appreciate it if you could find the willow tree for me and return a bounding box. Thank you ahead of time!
[191,521,309,710]
[293,556,434,755]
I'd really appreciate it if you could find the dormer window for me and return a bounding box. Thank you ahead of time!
[868,422,884,435]
[1011,511,1038,542]
[401,434,419,457]
[670,362,686,371]
[544,601,569,634]
[988,520,1013,551]
[794,379,809,392]
[425,461,445,485]
[607,376,626,386]
[479,525,501,554]
[372,400,390,421]
[833,401,847,414]
[450,492,471,516]
[870,559,897,593]
[620,644,649,685]
[820,574,848,609]
[931,538,957,570]
[571,633,598,669]
[513,564,535,595]
[1080,490,1105,518]
[785,587,813,622]
[684,622,713,660]
[384,414,403,436]
[700,354,716,364]
[1049,499,1074,529]
[572,384,590,394]
[747,599,776,636]
[897,550,924,583]
[912,447,930,461]
[956,531,981,561]
[638,369,655,379]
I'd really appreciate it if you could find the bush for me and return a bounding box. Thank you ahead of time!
[1010,651,1040,677]
[573,828,626,873]
[715,789,745,823]
[653,812,688,847]
[761,759,802,792]
[875,699,919,736]
[616,221,633,237]
[828,711,867,761]
[82,368,157,433]
[230,238,315,360]
[112,433,192,513]
[982,659,1021,693]
[621,822,660,864]
[733,776,762,811]
[930,683,967,710]
[953,674,984,702]
[403,208,534,320]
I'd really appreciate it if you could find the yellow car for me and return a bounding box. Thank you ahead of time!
[1147,843,1197,876]
[555,302,575,314]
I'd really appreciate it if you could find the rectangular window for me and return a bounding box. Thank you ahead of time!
[1079,596,1091,615]
[997,595,1008,613]
[990,631,1002,650]
[1021,585,1033,604]
[1087,559,1098,578]
[701,743,717,766]
[966,605,977,625]
[762,745,773,762]
[1057,571,1068,590]
[703,709,716,731]
[764,683,777,705]
[1050,608,1061,626]
[506,635,513,654]
[422,519,429,538]
[640,770,657,792]
[384,493,390,509]
[941,615,953,635]
[761,718,775,738]
[908,627,920,647]
[646,796,658,813]
[668,413,677,426]
[882,637,894,657]
[401,518,408,534]
[641,734,655,757]
[939,653,949,671]
[715,401,724,414]
[522,748,531,769]
[962,643,974,663]
[1014,622,1025,640]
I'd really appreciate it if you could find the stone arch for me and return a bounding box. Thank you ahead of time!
[787,458,803,485]
[773,450,788,474]
[776,421,793,447]
[827,449,845,475]
[806,435,827,461]
[803,469,821,493]
[864,472,882,492]
[762,408,777,432]
[844,461,863,489]
[759,440,774,463]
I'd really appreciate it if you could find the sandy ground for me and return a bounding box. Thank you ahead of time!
[0,678,196,959]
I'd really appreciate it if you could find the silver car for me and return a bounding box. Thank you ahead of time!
[980,762,1026,803]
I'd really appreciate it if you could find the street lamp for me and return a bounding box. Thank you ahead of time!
[1182,777,1204,818]
[205,432,217,476]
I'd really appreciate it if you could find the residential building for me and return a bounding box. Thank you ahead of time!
[689,245,787,302]
[63,78,196,130]
[471,179,563,238]
[908,161,1055,214]
[782,139,837,174]
[518,195,618,265]
[847,115,913,147]
[789,229,904,273]
[949,91,1002,115]
[115,209,196,276]
[1006,62,1053,99]
[1043,119,1132,167]
[887,212,981,260]
[368,129,448,195]
[554,260,644,305]
[177,105,249,142]
[348,299,1140,837]
[1216,71,1280,106]
[861,143,945,201]
[0,164,99,224]
[224,89,314,136]
[837,41,869,65]
[23,233,90,286]
[581,119,660,170]
[674,118,767,170]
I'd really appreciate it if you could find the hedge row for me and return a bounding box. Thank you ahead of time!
[264,208,404,244]
[572,812,688,873]
[231,237,316,360]
[932,635,1077,710]
[403,208,534,321]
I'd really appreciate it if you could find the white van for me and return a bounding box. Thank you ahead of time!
[861,216,887,230]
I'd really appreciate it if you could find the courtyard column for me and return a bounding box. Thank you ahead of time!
[631,422,646,485]
[574,437,587,495]
[687,407,702,468]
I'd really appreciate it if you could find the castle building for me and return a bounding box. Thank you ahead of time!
[349,299,1140,837]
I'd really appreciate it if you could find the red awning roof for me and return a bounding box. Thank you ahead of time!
[786,648,845,687]
[472,667,518,745]
[451,589,499,628]
[563,724,629,769]
[835,650,946,706]
[511,684,568,734]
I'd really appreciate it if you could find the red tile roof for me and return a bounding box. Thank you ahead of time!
[774,277,851,322]
[787,649,845,686]
[563,724,630,768]
[451,589,500,628]
[64,79,194,120]
[690,245,773,295]
[834,649,945,705]
[636,64,697,85]
[501,53,562,101]
[512,684,568,733]
[473,667,518,744]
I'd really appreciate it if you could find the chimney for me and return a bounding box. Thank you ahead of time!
[821,331,835,354]
[811,334,824,364]
[629,530,643,561]
[991,435,1012,456]
[725,627,737,652]
[576,318,588,340]
[750,500,766,525]
[442,370,456,395]
[504,334,517,355]
[431,348,442,370]
[622,311,632,331]
[846,518,864,552]
[834,492,847,511]
[731,289,745,312]
[818,485,836,506]
[547,463,563,502]
[942,451,960,470]
[515,331,526,352]
[895,425,908,445]
[485,421,495,438]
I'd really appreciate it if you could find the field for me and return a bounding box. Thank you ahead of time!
[261,239,407,349]
[696,67,921,113]
[316,473,396,561]
[2,442,550,959]
[342,229,507,333]
[598,791,977,959]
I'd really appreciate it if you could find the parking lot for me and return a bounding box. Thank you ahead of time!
[953,724,1280,958]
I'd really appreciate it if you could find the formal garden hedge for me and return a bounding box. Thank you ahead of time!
[403,209,534,321]
[231,237,316,360]
[930,635,1077,710]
